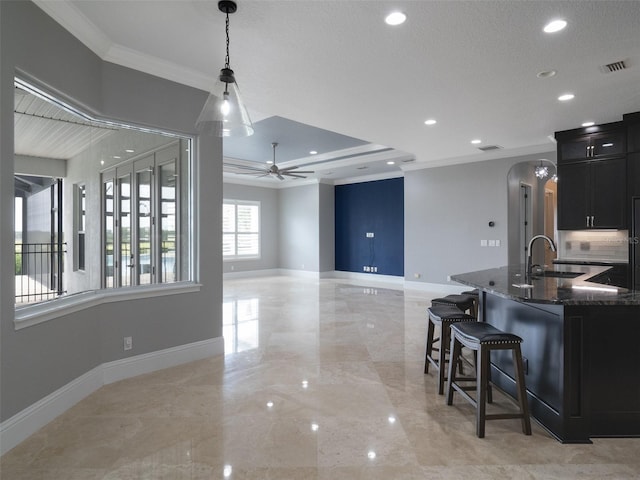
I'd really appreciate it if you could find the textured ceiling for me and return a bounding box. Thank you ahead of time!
[32,0,640,184]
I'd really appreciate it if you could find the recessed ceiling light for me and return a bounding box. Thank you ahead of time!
[309,150,318,155]
[267,160,273,164]
[558,93,575,101]
[544,19,567,33]
[582,121,595,127]
[113,155,121,159]
[424,119,437,126]
[385,11,406,26]
[536,70,556,78]
[471,139,482,144]
[125,149,135,153]
[387,161,395,165]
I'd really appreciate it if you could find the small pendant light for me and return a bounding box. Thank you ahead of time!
[534,161,549,179]
[196,0,253,137]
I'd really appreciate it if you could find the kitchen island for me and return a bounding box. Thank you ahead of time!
[451,264,640,443]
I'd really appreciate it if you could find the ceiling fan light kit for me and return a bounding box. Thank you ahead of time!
[196,0,253,137]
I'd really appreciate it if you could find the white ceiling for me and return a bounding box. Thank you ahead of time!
[33,0,640,185]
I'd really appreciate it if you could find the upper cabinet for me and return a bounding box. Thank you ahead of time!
[624,112,640,153]
[625,112,640,198]
[556,123,626,163]
[557,157,627,230]
[555,122,627,230]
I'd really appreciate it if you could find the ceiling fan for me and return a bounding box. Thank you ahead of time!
[229,142,314,180]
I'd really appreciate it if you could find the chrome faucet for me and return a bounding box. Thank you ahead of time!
[526,234,557,276]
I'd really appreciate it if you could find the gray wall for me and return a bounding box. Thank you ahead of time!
[405,154,554,285]
[279,184,320,271]
[318,183,335,273]
[1,1,221,421]
[222,183,279,273]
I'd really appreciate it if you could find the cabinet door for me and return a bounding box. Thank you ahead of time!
[559,136,591,162]
[591,131,626,158]
[628,123,640,153]
[591,157,627,229]
[557,162,590,230]
[629,153,640,198]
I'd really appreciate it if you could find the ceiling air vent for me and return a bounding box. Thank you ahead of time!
[477,145,503,152]
[600,60,627,73]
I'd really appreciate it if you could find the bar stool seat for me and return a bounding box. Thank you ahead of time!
[446,322,531,438]
[431,294,476,316]
[425,305,476,394]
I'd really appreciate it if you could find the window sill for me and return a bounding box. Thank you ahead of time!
[14,282,202,331]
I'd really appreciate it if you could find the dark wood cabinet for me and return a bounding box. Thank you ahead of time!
[557,157,626,229]
[624,112,640,153]
[558,130,626,162]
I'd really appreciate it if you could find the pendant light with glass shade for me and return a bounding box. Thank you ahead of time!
[196,0,253,137]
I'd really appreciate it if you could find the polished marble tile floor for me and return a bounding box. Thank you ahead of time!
[2,276,640,479]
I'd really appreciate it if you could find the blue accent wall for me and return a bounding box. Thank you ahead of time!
[335,178,404,276]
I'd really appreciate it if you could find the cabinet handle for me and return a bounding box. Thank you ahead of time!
[591,216,595,227]
[586,146,590,157]
[590,145,595,157]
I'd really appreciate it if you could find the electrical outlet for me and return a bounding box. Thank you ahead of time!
[372,266,377,273]
[124,336,132,351]
[366,232,374,238]
[495,240,501,247]
[414,273,421,279]
[480,239,488,247]
[488,240,496,247]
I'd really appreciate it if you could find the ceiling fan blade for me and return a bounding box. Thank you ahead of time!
[277,174,285,181]
[279,166,299,172]
[287,170,314,174]
[224,163,268,172]
[284,173,307,179]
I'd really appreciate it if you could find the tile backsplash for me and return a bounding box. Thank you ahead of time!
[557,230,630,262]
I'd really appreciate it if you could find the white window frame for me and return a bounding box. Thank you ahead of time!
[223,200,261,260]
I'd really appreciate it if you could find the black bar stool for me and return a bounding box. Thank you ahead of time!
[425,305,476,394]
[446,322,531,438]
[461,289,480,319]
[431,294,476,316]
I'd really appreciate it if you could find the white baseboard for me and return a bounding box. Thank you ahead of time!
[223,268,280,279]
[277,268,321,279]
[331,270,405,288]
[0,337,223,456]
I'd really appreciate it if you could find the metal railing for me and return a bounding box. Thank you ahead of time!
[15,242,66,304]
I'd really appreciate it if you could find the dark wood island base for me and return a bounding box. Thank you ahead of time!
[452,265,640,443]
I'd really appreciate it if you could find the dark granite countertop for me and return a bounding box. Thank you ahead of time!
[451,264,640,305]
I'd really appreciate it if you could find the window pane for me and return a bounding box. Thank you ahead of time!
[222,204,235,232]
[104,180,114,288]
[119,174,132,287]
[237,233,259,256]
[237,204,258,232]
[223,233,236,256]
[137,168,152,285]
[159,162,177,283]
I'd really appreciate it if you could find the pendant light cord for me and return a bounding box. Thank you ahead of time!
[225,10,231,70]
